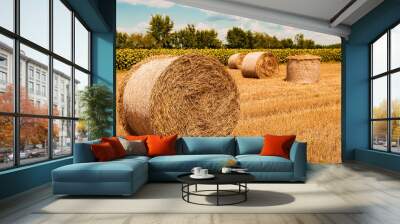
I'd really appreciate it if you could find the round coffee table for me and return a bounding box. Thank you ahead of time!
[177,173,255,206]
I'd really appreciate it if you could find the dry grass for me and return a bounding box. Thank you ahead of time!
[117,62,341,163]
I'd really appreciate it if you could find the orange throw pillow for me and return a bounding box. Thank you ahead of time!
[91,142,117,162]
[146,135,177,157]
[125,135,148,141]
[101,137,126,158]
[260,134,296,159]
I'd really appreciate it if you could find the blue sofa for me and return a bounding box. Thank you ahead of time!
[52,137,307,196]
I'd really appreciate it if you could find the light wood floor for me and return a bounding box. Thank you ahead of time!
[1,162,400,224]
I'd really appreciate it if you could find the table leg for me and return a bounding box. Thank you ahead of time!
[195,184,198,192]
[217,184,219,206]
[187,184,190,202]
[245,183,247,201]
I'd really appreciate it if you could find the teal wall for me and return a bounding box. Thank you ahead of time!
[343,0,400,171]
[0,0,116,200]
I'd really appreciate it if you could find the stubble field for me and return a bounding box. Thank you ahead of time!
[116,62,341,163]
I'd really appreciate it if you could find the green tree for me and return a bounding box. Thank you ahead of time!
[172,24,197,48]
[281,38,294,48]
[196,29,222,49]
[79,84,113,140]
[226,27,248,48]
[148,14,174,48]
[116,32,129,49]
[295,33,315,49]
[245,30,254,49]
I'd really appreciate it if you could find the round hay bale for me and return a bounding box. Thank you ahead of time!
[228,53,245,69]
[286,55,321,84]
[119,54,240,136]
[241,51,279,78]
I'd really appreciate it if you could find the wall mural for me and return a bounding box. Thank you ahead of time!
[116,1,341,163]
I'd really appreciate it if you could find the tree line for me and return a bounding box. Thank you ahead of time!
[117,14,340,49]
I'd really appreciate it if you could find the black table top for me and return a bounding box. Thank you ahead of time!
[177,172,255,185]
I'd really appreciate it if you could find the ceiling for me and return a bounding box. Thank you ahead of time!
[169,0,384,38]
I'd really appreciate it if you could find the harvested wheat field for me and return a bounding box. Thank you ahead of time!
[116,62,341,163]
[230,62,341,164]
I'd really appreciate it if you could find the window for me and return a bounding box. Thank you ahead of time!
[0,116,13,170]
[28,67,34,80]
[20,0,49,48]
[75,18,90,70]
[0,34,13,113]
[0,53,7,88]
[53,119,72,158]
[0,54,7,67]
[35,70,41,81]
[35,84,40,95]
[42,85,46,97]
[53,0,72,60]
[0,71,7,85]
[0,0,91,170]
[53,59,72,117]
[74,69,89,118]
[28,81,34,94]
[371,23,400,154]
[0,0,14,31]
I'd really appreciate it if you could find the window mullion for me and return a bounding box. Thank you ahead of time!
[13,0,20,167]
[71,10,76,155]
[388,30,391,152]
[48,0,54,160]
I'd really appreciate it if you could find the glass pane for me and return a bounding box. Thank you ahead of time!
[391,24,400,70]
[372,33,387,76]
[0,35,14,112]
[20,0,49,49]
[75,120,88,143]
[0,116,14,170]
[391,72,400,117]
[75,18,89,70]
[53,119,72,157]
[53,59,72,117]
[391,120,400,153]
[0,0,14,31]
[53,0,72,60]
[20,117,49,165]
[74,69,89,118]
[20,44,49,115]
[372,76,387,119]
[372,121,388,151]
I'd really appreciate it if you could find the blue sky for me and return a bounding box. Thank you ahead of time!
[117,0,341,45]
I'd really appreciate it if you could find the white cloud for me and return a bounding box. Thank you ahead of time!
[118,21,149,34]
[118,0,175,8]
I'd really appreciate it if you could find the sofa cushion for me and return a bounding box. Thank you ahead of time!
[119,138,147,156]
[53,159,147,183]
[235,137,264,155]
[149,154,235,172]
[147,135,177,157]
[91,142,118,161]
[236,155,293,172]
[101,137,127,158]
[260,134,296,159]
[178,137,236,155]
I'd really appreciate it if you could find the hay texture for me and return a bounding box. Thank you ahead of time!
[228,53,245,69]
[286,55,321,84]
[241,52,279,78]
[118,54,240,136]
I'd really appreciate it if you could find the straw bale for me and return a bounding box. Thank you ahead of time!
[241,52,279,78]
[118,54,240,136]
